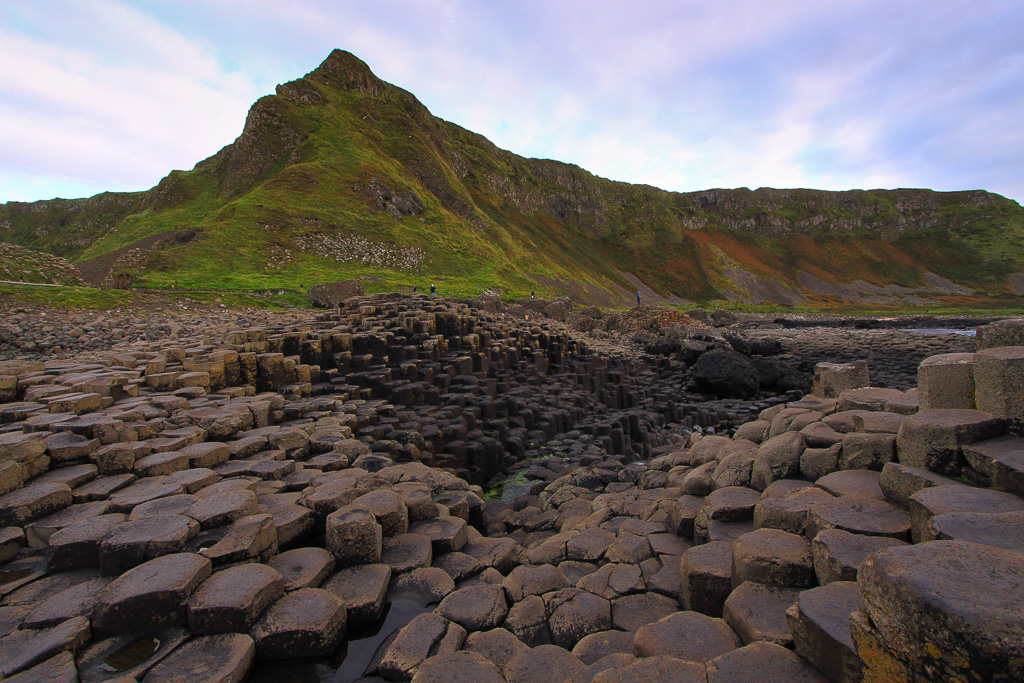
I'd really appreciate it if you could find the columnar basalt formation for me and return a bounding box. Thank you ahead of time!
[0,298,1021,681]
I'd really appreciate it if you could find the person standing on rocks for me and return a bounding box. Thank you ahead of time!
[637,290,642,307]
[430,283,436,297]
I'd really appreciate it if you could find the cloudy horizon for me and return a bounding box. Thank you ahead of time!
[2,0,1022,205]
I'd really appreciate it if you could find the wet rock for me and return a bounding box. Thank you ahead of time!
[267,546,335,591]
[321,562,391,624]
[250,588,347,660]
[187,562,284,634]
[377,612,466,680]
[0,615,90,677]
[143,633,255,683]
[92,552,212,638]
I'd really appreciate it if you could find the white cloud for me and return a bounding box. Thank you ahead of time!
[0,0,1022,204]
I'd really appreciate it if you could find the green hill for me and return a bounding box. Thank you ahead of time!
[3,49,1024,308]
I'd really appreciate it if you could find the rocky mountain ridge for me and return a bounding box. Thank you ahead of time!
[2,49,1023,305]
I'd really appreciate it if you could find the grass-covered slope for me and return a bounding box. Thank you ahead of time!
[2,49,1023,305]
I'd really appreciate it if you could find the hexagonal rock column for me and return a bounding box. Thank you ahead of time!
[326,508,382,568]
[918,353,976,410]
[376,612,466,680]
[249,588,347,660]
[143,633,256,683]
[811,361,869,399]
[679,541,733,617]
[186,563,285,634]
[855,540,1024,681]
[896,409,1004,477]
[976,318,1024,349]
[633,611,741,664]
[787,581,863,683]
[962,436,1024,494]
[91,552,212,638]
[706,641,829,683]
[731,529,815,589]
[974,347,1024,431]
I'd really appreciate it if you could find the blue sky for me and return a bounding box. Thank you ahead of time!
[2,0,1022,204]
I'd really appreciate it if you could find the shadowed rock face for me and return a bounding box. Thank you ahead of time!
[0,299,1021,681]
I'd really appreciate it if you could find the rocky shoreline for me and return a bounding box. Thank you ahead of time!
[0,294,1021,682]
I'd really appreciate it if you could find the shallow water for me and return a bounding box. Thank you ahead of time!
[899,328,976,337]
[331,599,431,682]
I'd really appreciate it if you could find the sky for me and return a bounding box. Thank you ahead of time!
[2,0,1023,205]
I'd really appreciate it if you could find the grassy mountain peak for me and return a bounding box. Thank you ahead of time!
[2,49,1023,308]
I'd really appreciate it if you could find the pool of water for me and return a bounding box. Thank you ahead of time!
[899,328,976,337]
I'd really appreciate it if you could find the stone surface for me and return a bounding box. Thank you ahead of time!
[907,484,1024,543]
[321,562,391,624]
[731,528,814,589]
[546,587,613,649]
[410,650,505,683]
[633,611,741,662]
[805,495,911,541]
[464,627,529,672]
[812,360,869,399]
[250,588,347,660]
[92,552,212,638]
[788,581,863,683]
[974,346,1024,423]
[723,581,798,647]
[811,528,907,584]
[436,583,508,632]
[857,540,1024,681]
[187,562,284,634]
[962,435,1024,495]
[143,633,255,683]
[504,644,585,683]
[679,541,733,617]
[706,641,829,682]
[896,409,1004,477]
[377,612,466,680]
[924,509,1024,552]
[0,615,90,678]
[571,629,636,666]
[918,353,976,410]
[266,546,335,591]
